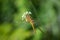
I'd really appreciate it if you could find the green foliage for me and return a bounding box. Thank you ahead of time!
[0,0,60,40]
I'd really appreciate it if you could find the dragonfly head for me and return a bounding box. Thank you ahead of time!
[22,11,32,21]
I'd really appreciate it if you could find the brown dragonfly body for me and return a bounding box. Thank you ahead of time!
[22,11,44,33]
[25,14,36,33]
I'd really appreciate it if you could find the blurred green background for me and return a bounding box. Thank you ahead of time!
[0,0,60,40]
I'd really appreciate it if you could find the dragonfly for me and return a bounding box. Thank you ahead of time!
[22,11,44,33]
